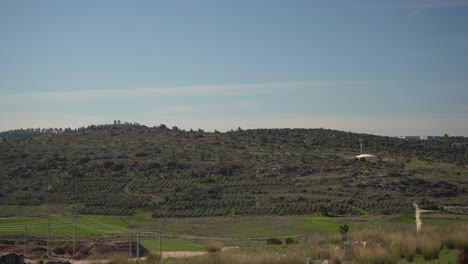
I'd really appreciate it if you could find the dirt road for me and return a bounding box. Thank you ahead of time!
[413,203,429,232]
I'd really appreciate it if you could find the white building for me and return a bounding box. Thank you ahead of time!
[355,154,377,162]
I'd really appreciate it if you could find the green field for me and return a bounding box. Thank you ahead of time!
[0,212,401,240]
[1,208,467,252]
[1,211,467,239]
[0,209,467,264]
[0,214,128,237]
[141,239,205,252]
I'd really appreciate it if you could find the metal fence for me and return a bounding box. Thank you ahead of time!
[0,214,308,259]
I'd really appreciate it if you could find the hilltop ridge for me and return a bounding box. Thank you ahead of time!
[0,125,466,217]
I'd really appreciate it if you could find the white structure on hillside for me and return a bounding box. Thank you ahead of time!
[355,154,377,162]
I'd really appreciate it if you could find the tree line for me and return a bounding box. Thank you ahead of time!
[0,121,141,141]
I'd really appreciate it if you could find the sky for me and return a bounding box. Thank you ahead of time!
[1,0,468,136]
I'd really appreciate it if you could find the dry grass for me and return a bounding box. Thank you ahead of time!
[438,224,468,250]
[354,247,398,264]
[108,256,131,264]
[416,234,442,261]
[203,241,223,253]
[386,233,418,261]
[308,233,343,261]
[164,251,305,264]
[145,252,162,264]
[99,224,468,264]
[348,228,388,248]
[339,225,468,263]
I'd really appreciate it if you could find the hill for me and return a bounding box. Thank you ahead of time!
[0,125,466,217]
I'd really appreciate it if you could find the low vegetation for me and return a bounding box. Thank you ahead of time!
[153,224,467,263]
[203,241,223,253]
[1,125,467,218]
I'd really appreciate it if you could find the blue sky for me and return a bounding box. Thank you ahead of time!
[1,0,467,136]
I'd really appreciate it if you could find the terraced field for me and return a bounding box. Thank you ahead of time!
[1,127,466,218]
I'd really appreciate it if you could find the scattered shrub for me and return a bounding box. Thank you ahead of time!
[103,161,114,168]
[110,163,125,171]
[266,238,282,245]
[204,240,223,253]
[135,152,148,157]
[285,237,297,245]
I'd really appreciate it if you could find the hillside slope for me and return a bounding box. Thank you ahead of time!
[0,126,466,217]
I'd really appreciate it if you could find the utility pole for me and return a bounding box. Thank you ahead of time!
[24,225,28,256]
[47,215,51,257]
[73,214,76,256]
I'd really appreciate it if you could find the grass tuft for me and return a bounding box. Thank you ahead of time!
[145,252,162,264]
[416,233,442,261]
[355,247,398,264]
[203,241,223,253]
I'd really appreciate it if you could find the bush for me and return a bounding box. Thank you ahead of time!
[204,240,223,253]
[135,152,149,157]
[110,163,125,171]
[103,161,114,168]
[266,238,282,245]
[285,237,297,245]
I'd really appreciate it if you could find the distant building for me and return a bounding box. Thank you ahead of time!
[397,136,439,141]
[355,154,378,162]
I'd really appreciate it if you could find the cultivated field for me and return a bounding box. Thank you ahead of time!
[1,207,467,263]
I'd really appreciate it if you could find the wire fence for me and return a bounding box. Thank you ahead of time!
[0,215,309,259]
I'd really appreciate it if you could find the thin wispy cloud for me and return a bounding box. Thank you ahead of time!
[0,81,369,102]
[370,0,468,9]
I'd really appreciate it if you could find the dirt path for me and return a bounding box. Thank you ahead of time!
[413,203,429,232]
[160,251,207,258]
[69,251,207,264]
[62,247,241,263]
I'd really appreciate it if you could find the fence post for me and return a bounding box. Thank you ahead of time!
[159,230,162,257]
[129,232,132,259]
[136,231,140,263]
[24,225,28,256]
[47,215,51,257]
[73,214,76,256]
